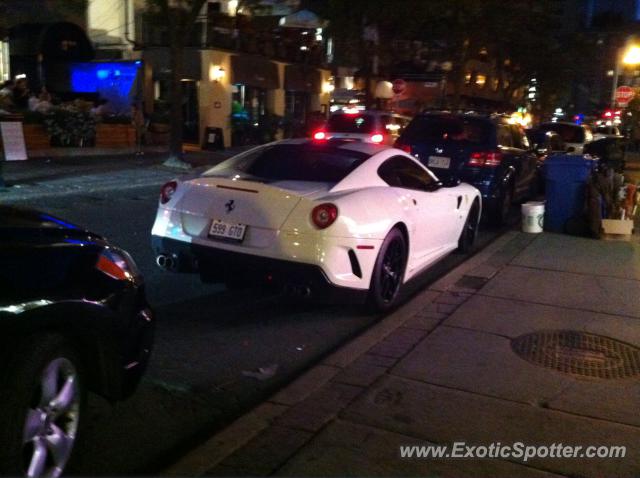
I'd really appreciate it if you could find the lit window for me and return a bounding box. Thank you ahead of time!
[475,74,486,87]
[464,72,472,84]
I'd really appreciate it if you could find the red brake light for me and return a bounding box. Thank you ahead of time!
[160,180,178,204]
[96,249,135,281]
[469,151,502,167]
[396,142,412,154]
[313,131,327,141]
[311,203,338,229]
[370,133,384,144]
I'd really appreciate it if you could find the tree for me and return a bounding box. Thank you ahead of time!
[144,0,207,166]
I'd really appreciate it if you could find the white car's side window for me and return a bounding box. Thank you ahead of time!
[378,156,438,191]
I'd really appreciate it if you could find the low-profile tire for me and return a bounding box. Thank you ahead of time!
[367,228,408,313]
[490,187,513,226]
[457,202,480,253]
[0,334,84,478]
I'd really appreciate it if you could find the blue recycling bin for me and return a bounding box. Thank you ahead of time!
[544,154,597,233]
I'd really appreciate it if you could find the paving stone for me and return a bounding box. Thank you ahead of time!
[436,302,459,315]
[447,295,640,343]
[441,297,640,427]
[342,375,640,478]
[414,303,449,320]
[511,233,640,280]
[367,328,428,359]
[270,365,341,406]
[165,401,288,475]
[354,353,398,368]
[480,265,640,318]
[323,289,439,369]
[402,315,441,332]
[275,383,363,433]
[367,342,413,359]
[485,232,538,268]
[278,420,565,477]
[466,263,501,280]
[392,325,569,406]
[210,425,313,476]
[333,362,388,388]
[434,291,472,305]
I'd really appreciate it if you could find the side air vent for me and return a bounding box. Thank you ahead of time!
[348,249,363,278]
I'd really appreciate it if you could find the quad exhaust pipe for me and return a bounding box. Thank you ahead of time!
[156,253,178,271]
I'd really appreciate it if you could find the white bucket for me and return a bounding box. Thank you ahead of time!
[521,201,545,233]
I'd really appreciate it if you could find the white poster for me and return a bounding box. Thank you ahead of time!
[1,121,27,161]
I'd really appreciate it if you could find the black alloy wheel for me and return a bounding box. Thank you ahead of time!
[368,228,407,312]
[457,202,480,253]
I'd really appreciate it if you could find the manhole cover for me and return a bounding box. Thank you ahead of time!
[511,330,640,379]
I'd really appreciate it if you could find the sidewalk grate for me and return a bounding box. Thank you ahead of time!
[511,330,640,380]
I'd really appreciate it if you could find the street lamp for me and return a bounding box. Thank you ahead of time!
[611,40,640,108]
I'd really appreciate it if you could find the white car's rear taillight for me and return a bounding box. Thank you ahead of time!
[160,181,178,204]
[311,203,338,229]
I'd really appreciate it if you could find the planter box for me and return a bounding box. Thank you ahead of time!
[95,124,135,148]
[23,124,51,151]
[601,219,634,241]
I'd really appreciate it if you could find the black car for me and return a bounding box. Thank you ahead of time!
[0,206,154,477]
[395,112,539,224]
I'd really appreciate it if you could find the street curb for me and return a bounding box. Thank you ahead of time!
[164,230,521,476]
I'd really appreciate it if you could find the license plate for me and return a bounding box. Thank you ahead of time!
[428,156,451,169]
[209,220,247,242]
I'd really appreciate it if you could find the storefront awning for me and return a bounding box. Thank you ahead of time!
[284,64,321,93]
[231,55,279,89]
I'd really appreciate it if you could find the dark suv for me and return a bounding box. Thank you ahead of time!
[395,112,539,224]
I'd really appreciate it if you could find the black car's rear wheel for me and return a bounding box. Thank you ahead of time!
[490,187,513,226]
[0,335,84,478]
[367,228,407,312]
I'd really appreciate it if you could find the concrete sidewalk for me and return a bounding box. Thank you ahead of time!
[0,147,244,202]
[166,231,640,477]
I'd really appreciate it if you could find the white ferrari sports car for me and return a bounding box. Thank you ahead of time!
[151,139,481,311]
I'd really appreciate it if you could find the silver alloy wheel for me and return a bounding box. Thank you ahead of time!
[22,357,80,478]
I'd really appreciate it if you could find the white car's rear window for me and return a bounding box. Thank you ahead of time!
[204,144,370,183]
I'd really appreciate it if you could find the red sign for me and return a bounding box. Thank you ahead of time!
[615,86,635,106]
[392,79,407,95]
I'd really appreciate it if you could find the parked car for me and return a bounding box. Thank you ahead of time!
[536,121,593,154]
[584,136,626,172]
[0,206,154,478]
[395,112,538,224]
[593,124,623,141]
[314,109,411,145]
[526,129,567,192]
[152,139,481,311]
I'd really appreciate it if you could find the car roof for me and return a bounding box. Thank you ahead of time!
[417,111,501,123]
[329,110,410,119]
[269,138,390,156]
[540,121,585,128]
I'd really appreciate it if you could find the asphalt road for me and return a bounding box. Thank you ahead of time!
[16,185,509,475]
